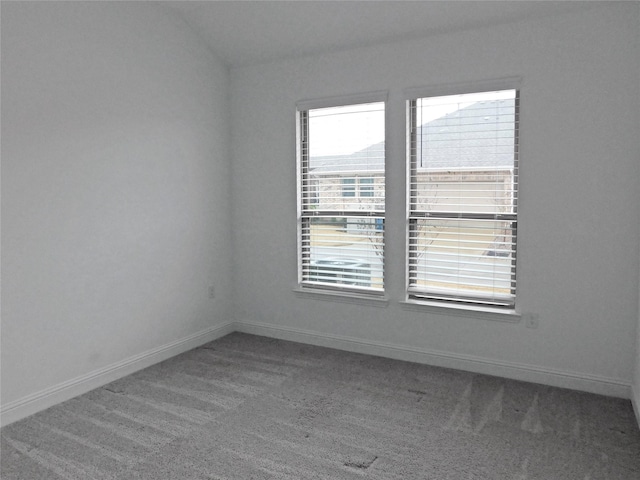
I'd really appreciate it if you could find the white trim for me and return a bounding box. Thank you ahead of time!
[0,322,235,427]
[293,287,389,307]
[403,76,522,101]
[3,320,633,428]
[296,90,388,111]
[234,320,631,399]
[632,384,640,430]
[400,300,521,322]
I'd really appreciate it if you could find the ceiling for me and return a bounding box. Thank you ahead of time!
[163,1,601,68]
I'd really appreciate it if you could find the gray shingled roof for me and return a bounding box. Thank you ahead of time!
[309,144,384,174]
[310,99,515,174]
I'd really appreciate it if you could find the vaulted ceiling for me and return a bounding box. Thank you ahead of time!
[164,1,602,67]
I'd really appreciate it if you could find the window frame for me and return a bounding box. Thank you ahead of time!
[405,82,520,311]
[296,91,388,298]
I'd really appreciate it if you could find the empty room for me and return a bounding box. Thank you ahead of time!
[1,1,640,478]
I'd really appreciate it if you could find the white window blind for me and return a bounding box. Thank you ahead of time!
[407,89,519,308]
[297,101,385,294]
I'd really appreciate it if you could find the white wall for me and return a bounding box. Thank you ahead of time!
[1,2,232,414]
[634,5,640,417]
[230,4,640,394]
[2,1,639,427]
[634,0,640,414]
[634,237,640,423]
[635,259,640,424]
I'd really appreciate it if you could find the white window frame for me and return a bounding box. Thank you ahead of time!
[405,79,521,311]
[296,91,387,298]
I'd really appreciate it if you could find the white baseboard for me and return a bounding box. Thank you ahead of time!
[235,320,632,399]
[632,384,640,430]
[2,320,633,429]
[0,322,235,427]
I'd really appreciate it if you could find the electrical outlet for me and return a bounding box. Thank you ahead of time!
[523,313,539,329]
[208,285,215,299]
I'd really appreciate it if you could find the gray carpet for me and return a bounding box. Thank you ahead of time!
[2,332,640,479]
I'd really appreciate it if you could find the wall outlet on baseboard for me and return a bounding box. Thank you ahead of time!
[523,313,539,329]
[208,285,215,299]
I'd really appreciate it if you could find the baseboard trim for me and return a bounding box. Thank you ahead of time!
[632,384,640,431]
[3,320,632,428]
[235,320,631,399]
[0,322,235,427]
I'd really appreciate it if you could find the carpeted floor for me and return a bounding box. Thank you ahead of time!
[2,332,640,479]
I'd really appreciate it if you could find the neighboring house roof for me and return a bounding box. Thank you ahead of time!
[309,144,384,174]
[309,98,515,174]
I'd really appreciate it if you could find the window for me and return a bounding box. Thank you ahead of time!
[359,178,375,197]
[341,178,356,197]
[341,177,375,198]
[309,179,319,206]
[297,99,385,295]
[407,89,519,308]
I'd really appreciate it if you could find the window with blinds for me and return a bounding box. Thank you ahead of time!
[297,101,385,294]
[407,89,519,308]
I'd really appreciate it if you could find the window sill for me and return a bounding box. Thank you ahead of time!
[400,299,521,323]
[293,287,389,308]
